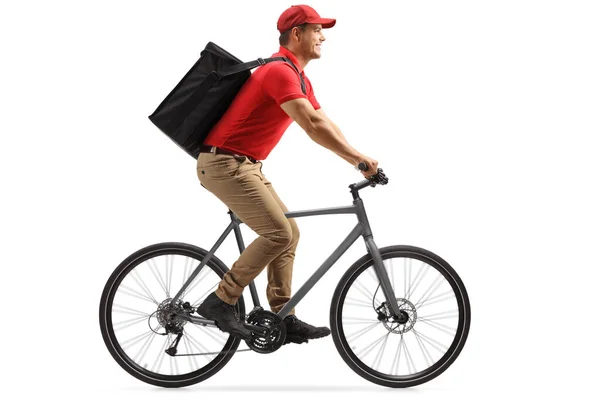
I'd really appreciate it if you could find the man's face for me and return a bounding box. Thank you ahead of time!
[298,23,326,60]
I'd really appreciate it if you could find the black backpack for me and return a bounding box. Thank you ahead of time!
[148,42,306,159]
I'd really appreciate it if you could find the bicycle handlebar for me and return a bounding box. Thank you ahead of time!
[357,162,389,186]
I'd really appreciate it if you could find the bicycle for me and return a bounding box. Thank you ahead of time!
[99,165,471,388]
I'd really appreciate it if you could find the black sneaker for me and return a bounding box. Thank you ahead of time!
[283,315,331,345]
[196,292,252,341]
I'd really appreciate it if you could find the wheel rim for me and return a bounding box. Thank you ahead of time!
[102,248,241,381]
[335,251,468,384]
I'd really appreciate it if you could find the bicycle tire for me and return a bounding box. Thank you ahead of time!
[99,242,245,388]
[330,245,470,388]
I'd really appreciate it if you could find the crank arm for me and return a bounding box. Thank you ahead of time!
[243,323,269,336]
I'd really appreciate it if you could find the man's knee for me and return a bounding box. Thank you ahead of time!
[289,219,300,247]
[265,221,294,250]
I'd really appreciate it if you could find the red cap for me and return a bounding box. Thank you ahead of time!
[277,5,336,33]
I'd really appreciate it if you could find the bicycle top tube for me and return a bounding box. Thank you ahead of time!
[226,173,386,224]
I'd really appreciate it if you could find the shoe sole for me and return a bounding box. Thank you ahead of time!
[284,331,331,345]
[197,309,252,341]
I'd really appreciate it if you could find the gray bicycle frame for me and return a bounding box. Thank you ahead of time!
[171,180,403,323]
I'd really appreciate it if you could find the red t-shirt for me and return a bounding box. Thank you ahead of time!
[203,46,321,160]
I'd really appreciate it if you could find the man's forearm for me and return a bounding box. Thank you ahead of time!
[329,121,359,165]
[306,119,361,164]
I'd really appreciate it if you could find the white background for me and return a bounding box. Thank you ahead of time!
[2,0,599,398]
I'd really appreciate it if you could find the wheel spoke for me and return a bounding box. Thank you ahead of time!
[182,335,200,371]
[182,257,194,288]
[151,335,170,373]
[353,279,375,303]
[372,332,390,370]
[404,258,410,299]
[191,322,227,346]
[121,330,155,351]
[186,329,220,361]
[166,254,175,298]
[391,334,404,375]
[385,258,395,294]
[406,262,429,300]
[413,328,435,367]
[344,300,375,308]
[402,334,417,374]
[346,321,381,342]
[356,332,388,359]
[414,274,445,310]
[344,296,372,307]
[412,328,449,355]
[417,318,457,336]
[112,304,152,317]
[113,315,149,331]
[415,289,455,309]
[342,316,377,325]
[366,266,379,284]
[131,270,159,305]
[191,282,219,307]
[133,324,159,364]
[119,284,158,305]
[182,266,212,302]
[419,310,459,320]
[148,258,169,297]
[169,350,177,375]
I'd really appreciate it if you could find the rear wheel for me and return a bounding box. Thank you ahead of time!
[331,245,470,388]
[99,242,245,387]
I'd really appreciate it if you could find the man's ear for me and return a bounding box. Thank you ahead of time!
[292,27,302,43]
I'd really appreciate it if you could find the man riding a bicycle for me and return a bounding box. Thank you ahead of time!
[196,5,379,344]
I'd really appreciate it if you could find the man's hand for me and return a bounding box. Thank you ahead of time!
[358,156,379,178]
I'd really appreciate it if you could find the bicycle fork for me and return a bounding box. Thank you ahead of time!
[355,197,403,319]
[365,237,403,319]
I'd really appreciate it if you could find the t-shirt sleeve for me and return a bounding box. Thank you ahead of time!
[263,64,319,109]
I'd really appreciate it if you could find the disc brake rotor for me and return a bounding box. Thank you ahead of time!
[378,298,417,334]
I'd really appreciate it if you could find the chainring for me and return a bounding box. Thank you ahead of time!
[246,310,286,354]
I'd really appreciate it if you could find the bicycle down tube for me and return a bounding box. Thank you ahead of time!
[277,198,403,318]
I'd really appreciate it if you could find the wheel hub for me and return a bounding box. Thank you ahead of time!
[156,298,188,333]
[377,298,417,334]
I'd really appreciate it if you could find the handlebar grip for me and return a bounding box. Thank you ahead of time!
[358,162,368,171]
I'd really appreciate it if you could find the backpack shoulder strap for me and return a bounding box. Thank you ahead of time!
[218,56,306,95]
[280,58,307,95]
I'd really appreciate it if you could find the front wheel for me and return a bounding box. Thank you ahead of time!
[330,245,470,388]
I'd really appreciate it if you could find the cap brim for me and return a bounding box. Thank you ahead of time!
[309,18,336,29]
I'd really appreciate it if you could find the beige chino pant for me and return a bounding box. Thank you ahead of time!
[197,152,298,315]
